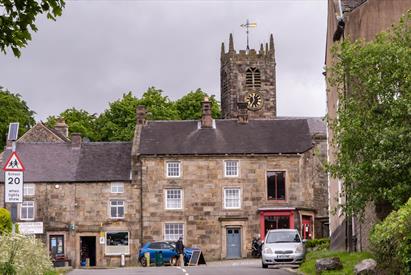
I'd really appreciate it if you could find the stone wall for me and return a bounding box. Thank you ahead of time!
[18,123,65,143]
[139,150,328,260]
[0,181,140,267]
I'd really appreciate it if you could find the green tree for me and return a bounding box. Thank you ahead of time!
[96,88,179,141]
[0,87,36,149]
[0,208,12,234]
[96,92,139,141]
[327,11,411,216]
[137,87,179,120]
[0,0,65,57]
[46,108,99,141]
[175,89,221,120]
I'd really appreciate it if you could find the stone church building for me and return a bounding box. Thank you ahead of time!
[1,34,328,267]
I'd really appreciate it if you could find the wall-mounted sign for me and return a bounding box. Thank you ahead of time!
[99,237,105,244]
[17,222,44,235]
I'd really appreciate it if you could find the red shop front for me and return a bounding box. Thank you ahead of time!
[258,208,295,240]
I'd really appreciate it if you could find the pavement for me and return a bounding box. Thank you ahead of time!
[68,258,298,275]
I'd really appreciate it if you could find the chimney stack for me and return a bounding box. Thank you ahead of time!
[136,105,146,125]
[54,117,69,138]
[237,101,249,124]
[201,97,213,128]
[71,133,82,148]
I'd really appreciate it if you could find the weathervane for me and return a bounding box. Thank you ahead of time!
[240,19,257,50]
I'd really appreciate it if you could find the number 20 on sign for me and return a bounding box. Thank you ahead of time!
[5,171,23,203]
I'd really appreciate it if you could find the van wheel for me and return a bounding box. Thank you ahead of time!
[262,263,268,268]
[139,257,147,267]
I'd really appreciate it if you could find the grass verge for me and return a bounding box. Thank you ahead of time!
[298,250,373,275]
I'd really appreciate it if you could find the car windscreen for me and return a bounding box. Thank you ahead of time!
[266,231,301,243]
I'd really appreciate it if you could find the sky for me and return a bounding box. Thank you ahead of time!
[0,0,328,121]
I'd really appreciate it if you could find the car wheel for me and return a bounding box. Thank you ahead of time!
[139,257,147,267]
[169,257,177,266]
[262,262,268,269]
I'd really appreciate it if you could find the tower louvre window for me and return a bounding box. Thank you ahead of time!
[246,67,261,88]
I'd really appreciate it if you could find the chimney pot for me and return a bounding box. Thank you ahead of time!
[71,133,82,147]
[136,105,146,125]
[201,98,213,128]
[237,101,249,124]
[54,117,69,138]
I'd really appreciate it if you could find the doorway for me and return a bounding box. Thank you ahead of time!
[302,216,313,240]
[226,228,241,259]
[80,236,96,267]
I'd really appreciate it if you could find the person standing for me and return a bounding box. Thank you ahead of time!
[176,236,184,266]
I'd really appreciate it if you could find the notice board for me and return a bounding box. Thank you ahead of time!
[188,249,206,266]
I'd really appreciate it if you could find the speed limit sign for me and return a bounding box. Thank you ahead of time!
[5,171,23,203]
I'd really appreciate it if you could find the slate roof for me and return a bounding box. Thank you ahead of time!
[0,142,132,183]
[139,119,316,155]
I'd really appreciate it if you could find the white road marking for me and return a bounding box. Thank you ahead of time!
[182,268,186,272]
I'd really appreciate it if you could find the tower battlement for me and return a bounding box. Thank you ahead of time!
[220,33,277,119]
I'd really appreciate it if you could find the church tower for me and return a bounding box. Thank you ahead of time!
[220,33,276,119]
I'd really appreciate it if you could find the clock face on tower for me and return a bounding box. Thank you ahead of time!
[245,92,263,110]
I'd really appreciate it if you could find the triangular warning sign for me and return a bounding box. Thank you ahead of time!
[3,152,25,171]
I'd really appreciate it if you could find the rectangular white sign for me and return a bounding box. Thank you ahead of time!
[18,222,44,235]
[5,171,23,203]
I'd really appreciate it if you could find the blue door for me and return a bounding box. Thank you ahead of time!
[226,228,241,258]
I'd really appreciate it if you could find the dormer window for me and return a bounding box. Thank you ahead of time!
[246,67,261,88]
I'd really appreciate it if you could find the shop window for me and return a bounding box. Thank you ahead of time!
[224,188,241,209]
[105,232,129,255]
[49,235,64,259]
[264,215,290,236]
[23,183,35,196]
[109,200,124,219]
[166,161,181,177]
[224,160,239,177]
[20,201,34,220]
[111,182,124,193]
[267,171,286,200]
[165,189,182,209]
[164,223,184,241]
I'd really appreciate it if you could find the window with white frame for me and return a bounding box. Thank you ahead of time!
[166,161,181,177]
[165,189,182,209]
[224,188,241,209]
[20,201,35,220]
[109,200,125,219]
[164,223,184,241]
[111,182,124,193]
[23,183,35,196]
[105,231,129,255]
[224,160,239,177]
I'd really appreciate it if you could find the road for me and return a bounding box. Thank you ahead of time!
[68,259,295,275]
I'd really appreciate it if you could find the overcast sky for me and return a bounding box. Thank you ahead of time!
[0,0,327,121]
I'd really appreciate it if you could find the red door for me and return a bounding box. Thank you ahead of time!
[302,216,313,240]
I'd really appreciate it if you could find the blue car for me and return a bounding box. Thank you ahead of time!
[138,241,196,266]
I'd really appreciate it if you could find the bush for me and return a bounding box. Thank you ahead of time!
[0,208,13,234]
[369,197,411,274]
[305,238,330,251]
[0,233,54,275]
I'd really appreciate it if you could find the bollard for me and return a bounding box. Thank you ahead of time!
[121,253,125,267]
[144,252,150,267]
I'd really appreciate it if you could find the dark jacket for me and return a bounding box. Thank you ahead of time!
[176,239,184,254]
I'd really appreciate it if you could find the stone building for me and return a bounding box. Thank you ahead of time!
[325,0,411,251]
[132,34,328,261]
[1,123,137,267]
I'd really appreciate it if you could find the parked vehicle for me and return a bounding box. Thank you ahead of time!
[261,229,306,268]
[251,236,263,257]
[138,241,196,267]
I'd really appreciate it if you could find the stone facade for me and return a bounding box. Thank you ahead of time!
[135,149,328,260]
[1,181,140,267]
[325,0,411,251]
[220,34,276,119]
